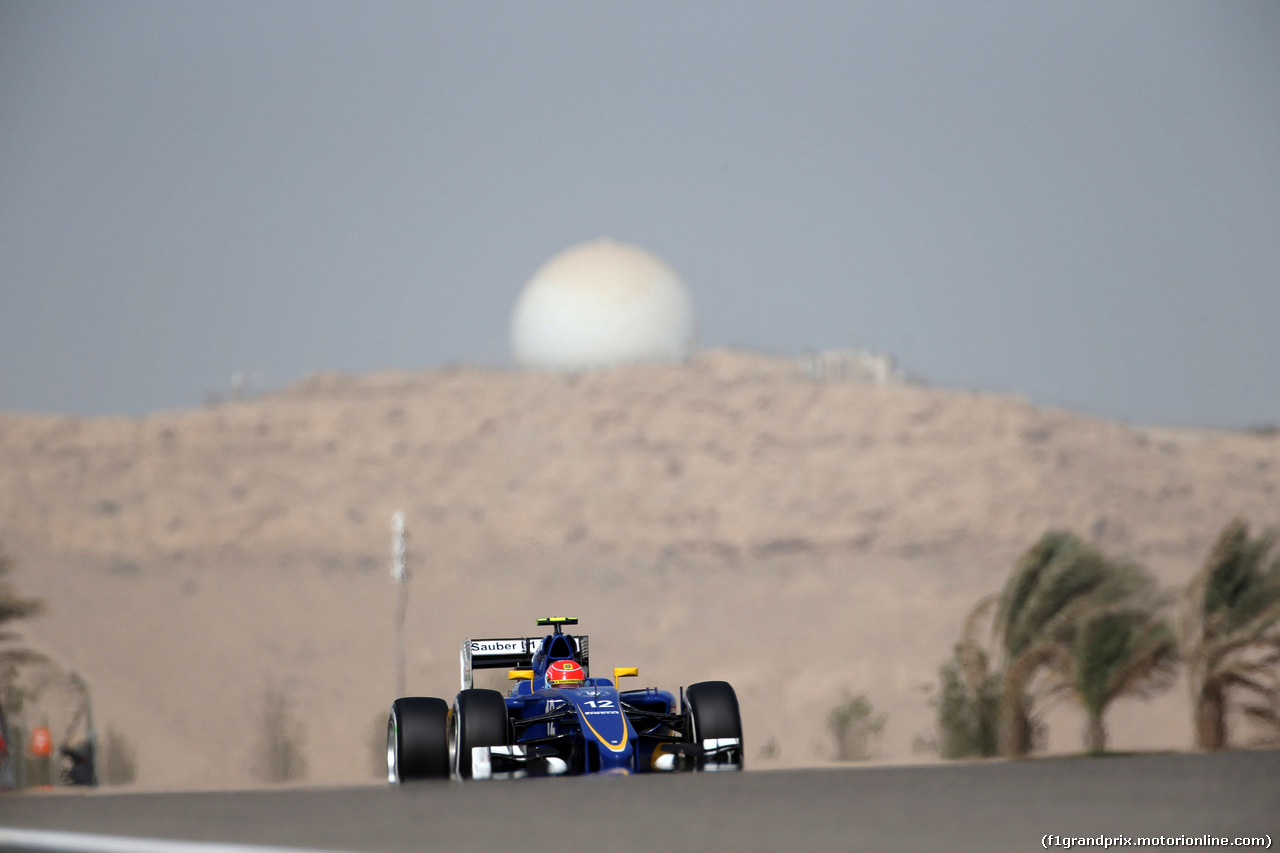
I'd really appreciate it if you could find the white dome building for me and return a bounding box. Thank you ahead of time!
[510,239,696,370]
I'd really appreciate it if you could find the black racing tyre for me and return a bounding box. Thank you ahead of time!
[388,697,449,783]
[449,689,510,780]
[685,681,744,769]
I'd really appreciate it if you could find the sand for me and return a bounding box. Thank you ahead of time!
[1,350,1277,788]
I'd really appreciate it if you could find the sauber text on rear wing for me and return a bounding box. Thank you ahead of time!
[460,635,589,690]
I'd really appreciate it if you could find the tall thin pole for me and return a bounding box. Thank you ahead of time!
[391,510,409,698]
[68,671,98,786]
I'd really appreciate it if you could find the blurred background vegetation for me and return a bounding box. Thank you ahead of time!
[933,518,1280,759]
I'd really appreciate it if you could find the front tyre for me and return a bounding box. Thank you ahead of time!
[388,697,449,783]
[685,681,744,771]
[449,689,510,780]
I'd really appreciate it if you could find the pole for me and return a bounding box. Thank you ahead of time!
[68,672,98,786]
[391,510,409,699]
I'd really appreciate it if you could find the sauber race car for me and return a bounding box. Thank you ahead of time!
[387,617,743,781]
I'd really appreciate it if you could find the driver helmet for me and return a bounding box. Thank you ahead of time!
[546,659,585,689]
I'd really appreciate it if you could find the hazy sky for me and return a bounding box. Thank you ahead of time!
[2,2,1277,427]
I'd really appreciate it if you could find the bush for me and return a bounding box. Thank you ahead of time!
[935,645,1000,759]
[255,689,307,783]
[101,727,138,785]
[827,691,886,761]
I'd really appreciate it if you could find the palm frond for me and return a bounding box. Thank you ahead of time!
[1217,671,1280,699]
[1104,625,1179,703]
[957,595,998,695]
[1026,669,1074,720]
[0,648,49,665]
[1241,705,1280,729]
[0,597,44,623]
[1201,520,1280,627]
[1070,606,1177,715]
[1202,604,1280,670]
[1212,657,1280,682]
[997,531,1080,659]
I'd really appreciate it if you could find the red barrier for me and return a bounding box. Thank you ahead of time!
[29,726,52,758]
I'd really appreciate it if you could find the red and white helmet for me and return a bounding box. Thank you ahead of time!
[545,659,585,689]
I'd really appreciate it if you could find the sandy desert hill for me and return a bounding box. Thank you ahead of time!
[1,349,1277,789]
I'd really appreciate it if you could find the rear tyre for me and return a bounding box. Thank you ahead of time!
[685,681,744,770]
[449,689,510,780]
[388,697,449,783]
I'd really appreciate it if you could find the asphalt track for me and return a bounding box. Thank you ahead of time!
[1,751,1278,853]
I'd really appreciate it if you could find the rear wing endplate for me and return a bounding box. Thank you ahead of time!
[460,635,589,690]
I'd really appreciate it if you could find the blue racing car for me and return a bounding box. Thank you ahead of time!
[387,617,743,781]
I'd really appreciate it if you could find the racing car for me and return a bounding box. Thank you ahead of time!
[387,617,743,781]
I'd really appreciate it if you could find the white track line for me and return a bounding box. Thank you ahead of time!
[0,827,368,853]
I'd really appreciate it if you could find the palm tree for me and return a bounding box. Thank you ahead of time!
[991,531,1150,755]
[1181,519,1280,749]
[0,541,44,673]
[0,542,45,786]
[1069,602,1178,753]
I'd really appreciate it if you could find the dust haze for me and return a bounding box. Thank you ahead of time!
[3,351,1276,787]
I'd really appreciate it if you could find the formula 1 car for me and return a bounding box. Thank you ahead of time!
[387,617,743,781]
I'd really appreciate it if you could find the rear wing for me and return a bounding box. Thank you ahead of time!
[460,635,589,690]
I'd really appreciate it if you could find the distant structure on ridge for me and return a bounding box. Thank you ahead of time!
[800,348,906,386]
[510,238,696,370]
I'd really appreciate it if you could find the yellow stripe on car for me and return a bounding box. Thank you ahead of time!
[578,708,630,752]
